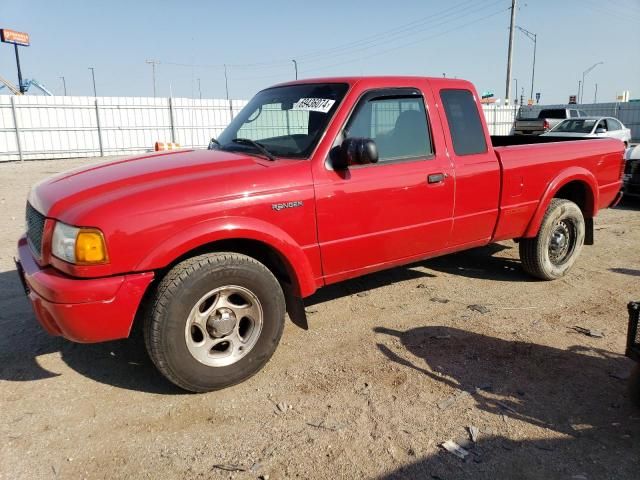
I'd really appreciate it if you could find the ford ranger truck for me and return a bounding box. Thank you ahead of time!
[16,77,625,392]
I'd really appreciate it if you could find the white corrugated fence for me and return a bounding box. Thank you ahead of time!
[1,95,637,162]
[0,95,247,162]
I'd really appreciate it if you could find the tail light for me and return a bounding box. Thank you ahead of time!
[543,119,550,131]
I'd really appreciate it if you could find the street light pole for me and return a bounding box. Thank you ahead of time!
[504,0,517,104]
[516,26,536,102]
[145,60,159,97]
[197,78,202,99]
[59,76,67,96]
[581,61,603,104]
[88,67,97,97]
[513,78,518,105]
[292,59,298,80]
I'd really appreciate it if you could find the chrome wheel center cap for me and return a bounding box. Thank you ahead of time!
[208,308,237,337]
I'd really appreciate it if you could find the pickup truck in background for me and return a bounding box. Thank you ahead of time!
[514,107,588,136]
[16,76,625,392]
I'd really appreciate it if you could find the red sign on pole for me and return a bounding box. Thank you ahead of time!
[0,29,30,46]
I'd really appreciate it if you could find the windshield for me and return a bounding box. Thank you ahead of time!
[552,119,597,133]
[216,83,349,158]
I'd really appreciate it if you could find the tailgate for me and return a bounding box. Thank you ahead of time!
[515,120,543,130]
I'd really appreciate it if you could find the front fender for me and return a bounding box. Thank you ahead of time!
[136,216,318,297]
[523,167,598,238]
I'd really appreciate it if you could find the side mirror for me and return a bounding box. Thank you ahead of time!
[331,137,379,170]
[595,128,607,134]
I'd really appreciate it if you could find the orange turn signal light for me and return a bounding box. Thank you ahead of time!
[75,229,108,264]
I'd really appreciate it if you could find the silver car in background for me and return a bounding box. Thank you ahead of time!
[541,116,632,147]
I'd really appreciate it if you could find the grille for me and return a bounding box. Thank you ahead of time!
[26,203,45,256]
[628,302,640,362]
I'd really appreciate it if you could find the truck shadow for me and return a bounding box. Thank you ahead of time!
[0,270,182,394]
[374,325,639,479]
[0,242,534,393]
[307,243,529,307]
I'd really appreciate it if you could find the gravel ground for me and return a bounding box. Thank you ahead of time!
[1,157,639,480]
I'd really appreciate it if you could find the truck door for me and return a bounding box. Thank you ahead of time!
[314,87,454,284]
[437,88,501,247]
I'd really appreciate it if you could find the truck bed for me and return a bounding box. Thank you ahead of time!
[491,137,624,241]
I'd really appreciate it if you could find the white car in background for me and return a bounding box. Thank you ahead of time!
[542,116,632,147]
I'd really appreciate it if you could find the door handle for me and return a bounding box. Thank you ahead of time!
[427,173,447,184]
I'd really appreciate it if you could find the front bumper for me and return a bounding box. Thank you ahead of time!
[16,236,154,343]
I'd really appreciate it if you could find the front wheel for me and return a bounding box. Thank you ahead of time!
[144,253,285,392]
[519,199,585,280]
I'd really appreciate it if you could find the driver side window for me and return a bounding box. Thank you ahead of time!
[344,95,433,163]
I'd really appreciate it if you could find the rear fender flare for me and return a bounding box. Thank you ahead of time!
[135,216,317,297]
[523,167,599,238]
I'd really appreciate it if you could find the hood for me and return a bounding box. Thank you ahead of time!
[29,149,279,222]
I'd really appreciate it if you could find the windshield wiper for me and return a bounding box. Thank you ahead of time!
[231,138,275,161]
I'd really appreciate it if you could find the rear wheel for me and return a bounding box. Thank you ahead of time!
[519,199,585,280]
[144,252,285,392]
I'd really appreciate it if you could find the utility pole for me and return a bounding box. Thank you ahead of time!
[145,59,159,97]
[577,80,581,103]
[59,76,67,96]
[516,26,536,102]
[505,0,517,105]
[88,67,97,96]
[197,78,202,99]
[581,61,603,104]
[223,64,229,101]
[292,59,298,80]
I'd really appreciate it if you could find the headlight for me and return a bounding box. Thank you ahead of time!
[51,221,108,264]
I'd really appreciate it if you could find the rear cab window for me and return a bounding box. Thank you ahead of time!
[440,89,487,156]
[538,109,567,119]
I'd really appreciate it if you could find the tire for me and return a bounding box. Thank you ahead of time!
[144,252,285,392]
[630,364,640,409]
[519,199,585,280]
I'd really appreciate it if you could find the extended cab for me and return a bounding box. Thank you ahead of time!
[16,77,625,392]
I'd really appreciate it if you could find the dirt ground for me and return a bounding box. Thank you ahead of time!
[1,157,639,480]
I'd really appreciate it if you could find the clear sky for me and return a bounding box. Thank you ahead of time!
[1,0,639,103]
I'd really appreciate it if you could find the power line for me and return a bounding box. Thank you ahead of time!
[300,6,510,76]
[158,0,504,72]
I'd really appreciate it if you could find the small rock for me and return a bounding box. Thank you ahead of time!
[416,283,428,289]
[304,307,318,314]
[276,402,287,413]
[440,440,469,459]
[437,390,470,410]
[468,425,479,443]
[467,304,489,314]
[430,297,449,304]
[573,326,604,338]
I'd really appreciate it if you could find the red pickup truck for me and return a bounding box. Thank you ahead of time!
[16,77,624,392]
